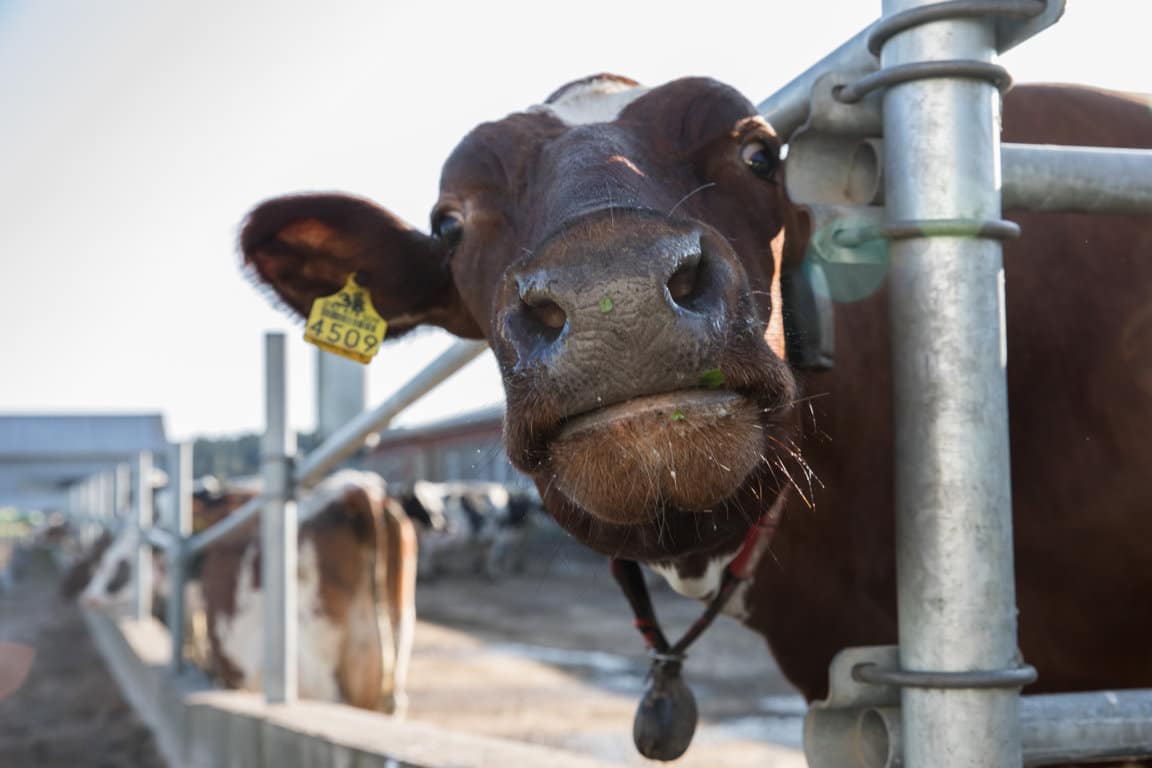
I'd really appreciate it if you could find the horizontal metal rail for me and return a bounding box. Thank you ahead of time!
[758,25,878,141]
[820,690,1152,767]
[184,495,262,555]
[294,339,488,490]
[144,525,177,551]
[788,140,1152,214]
[183,338,487,556]
[757,1,1064,141]
[1021,690,1152,766]
[1003,143,1152,213]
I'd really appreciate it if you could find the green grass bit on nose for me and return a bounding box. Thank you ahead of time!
[599,296,614,314]
[670,410,685,421]
[699,368,725,389]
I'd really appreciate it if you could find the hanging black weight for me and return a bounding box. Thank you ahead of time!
[632,658,698,761]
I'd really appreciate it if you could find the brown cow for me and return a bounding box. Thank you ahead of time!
[238,74,1152,739]
[199,470,417,715]
[75,471,418,715]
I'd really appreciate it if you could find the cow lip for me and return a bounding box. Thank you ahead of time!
[557,389,747,440]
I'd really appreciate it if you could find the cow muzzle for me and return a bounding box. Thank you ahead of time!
[494,209,793,526]
[551,389,764,524]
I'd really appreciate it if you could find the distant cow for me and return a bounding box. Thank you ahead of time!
[398,481,539,579]
[75,484,255,670]
[77,471,417,715]
[201,470,417,714]
[58,528,114,601]
[240,71,1152,741]
[74,478,255,612]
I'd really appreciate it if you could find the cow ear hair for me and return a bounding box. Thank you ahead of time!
[240,193,482,338]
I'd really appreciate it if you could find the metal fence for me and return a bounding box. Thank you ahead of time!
[64,0,1152,764]
[765,1,1152,766]
[67,338,486,684]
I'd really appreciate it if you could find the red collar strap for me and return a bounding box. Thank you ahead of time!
[610,492,786,659]
[610,494,787,761]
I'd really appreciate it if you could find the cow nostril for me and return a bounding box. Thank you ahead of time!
[524,298,567,333]
[667,263,702,309]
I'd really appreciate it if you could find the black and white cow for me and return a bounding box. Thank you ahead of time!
[398,481,540,579]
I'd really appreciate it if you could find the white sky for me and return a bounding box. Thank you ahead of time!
[0,0,1146,441]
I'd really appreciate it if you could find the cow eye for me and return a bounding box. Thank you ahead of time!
[740,141,779,181]
[432,210,464,247]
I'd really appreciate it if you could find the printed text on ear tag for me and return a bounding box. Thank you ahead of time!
[303,275,387,364]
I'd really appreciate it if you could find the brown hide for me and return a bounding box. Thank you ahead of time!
[198,476,414,712]
[745,84,1152,701]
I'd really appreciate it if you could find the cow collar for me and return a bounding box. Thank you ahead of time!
[609,491,787,761]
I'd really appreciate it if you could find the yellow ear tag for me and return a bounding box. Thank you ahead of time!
[303,275,387,364]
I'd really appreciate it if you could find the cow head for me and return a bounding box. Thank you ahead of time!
[242,75,804,565]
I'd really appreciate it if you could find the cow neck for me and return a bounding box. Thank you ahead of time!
[609,491,787,761]
[610,492,786,660]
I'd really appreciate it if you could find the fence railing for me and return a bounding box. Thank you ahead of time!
[66,338,486,683]
[766,1,1152,767]
[64,1,1152,764]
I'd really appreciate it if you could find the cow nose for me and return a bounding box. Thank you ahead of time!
[497,210,743,413]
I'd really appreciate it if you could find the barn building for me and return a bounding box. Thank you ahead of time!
[366,405,532,489]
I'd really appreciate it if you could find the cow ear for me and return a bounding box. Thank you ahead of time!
[779,196,811,271]
[240,193,482,338]
[778,202,835,370]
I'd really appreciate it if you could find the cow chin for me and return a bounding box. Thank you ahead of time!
[549,389,764,525]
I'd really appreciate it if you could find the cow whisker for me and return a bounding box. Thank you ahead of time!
[668,182,717,219]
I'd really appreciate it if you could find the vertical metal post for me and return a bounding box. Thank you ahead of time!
[114,463,132,522]
[134,451,155,622]
[92,473,105,526]
[315,348,367,441]
[881,2,1022,766]
[101,471,115,526]
[262,332,297,703]
[167,442,193,673]
[86,477,98,542]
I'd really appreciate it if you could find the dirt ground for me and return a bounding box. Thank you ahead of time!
[0,533,805,768]
[0,548,166,768]
[406,535,807,767]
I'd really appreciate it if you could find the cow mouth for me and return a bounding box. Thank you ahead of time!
[548,388,767,525]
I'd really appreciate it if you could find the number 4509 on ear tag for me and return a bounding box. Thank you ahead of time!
[303,275,388,364]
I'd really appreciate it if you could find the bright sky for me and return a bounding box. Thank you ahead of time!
[0,1,1145,441]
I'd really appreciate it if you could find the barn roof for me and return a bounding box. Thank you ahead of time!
[0,413,169,511]
[0,413,168,459]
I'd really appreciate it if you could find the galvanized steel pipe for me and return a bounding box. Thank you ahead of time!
[167,441,193,674]
[786,141,1152,213]
[183,495,260,555]
[1022,690,1152,766]
[186,339,488,554]
[881,2,1022,766]
[261,332,297,703]
[814,690,1152,767]
[758,25,878,141]
[1003,143,1152,213]
[294,339,489,491]
[134,451,154,622]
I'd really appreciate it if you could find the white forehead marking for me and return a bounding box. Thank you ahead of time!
[534,80,651,126]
